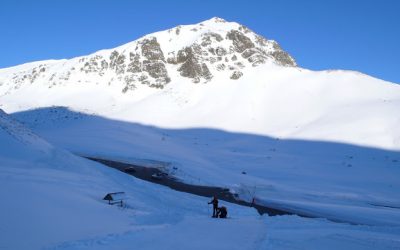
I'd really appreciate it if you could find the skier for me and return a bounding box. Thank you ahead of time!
[208,195,219,217]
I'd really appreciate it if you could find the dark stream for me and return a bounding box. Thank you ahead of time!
[85,157,308,217]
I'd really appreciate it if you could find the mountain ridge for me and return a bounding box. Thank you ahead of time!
[0,17,295,95]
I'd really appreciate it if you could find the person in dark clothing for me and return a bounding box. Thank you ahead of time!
[208,195,218,217]
[217,206,227,218]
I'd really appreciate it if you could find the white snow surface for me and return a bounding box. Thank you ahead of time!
[1,108,399,250]
[1,17,400,249]
[0,108,263,250]
[1,62,399,151]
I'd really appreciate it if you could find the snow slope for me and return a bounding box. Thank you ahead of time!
[12,106,400,227]
[1,108,399,249]
[0,109,268,250]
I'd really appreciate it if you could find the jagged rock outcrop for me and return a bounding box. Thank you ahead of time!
[139,37,170,87]
[141,37,165,61]
[270,42,296,67]
[226,30,255,53]
[230,71,243,80]
[170,45,213,83]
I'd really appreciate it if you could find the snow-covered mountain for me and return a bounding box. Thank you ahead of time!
[1,17,400,249]
[0,17,294,92]
[1,17,399,151]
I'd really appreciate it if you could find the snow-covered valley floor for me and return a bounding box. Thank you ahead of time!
[1,107,398,249]
[2,146,399,250]
[13,107,400,225]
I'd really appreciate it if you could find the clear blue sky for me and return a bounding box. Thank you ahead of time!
[1,0,399,83]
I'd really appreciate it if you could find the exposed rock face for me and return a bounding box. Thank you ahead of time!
[201,32,223,46]
[271,51,295,67]
[127,53,141,73]
[139,37,170,87]
[226,30,255,53]
[230,71,243,80]
[3,17,296,93]
[81,55,109,76]
[144,61,167,79]
[108,37,170,90]
[174,45,213,83]
[140,37,165,62]
[215,47,227,56]
[270,42,296,67]
[109,51,126,75]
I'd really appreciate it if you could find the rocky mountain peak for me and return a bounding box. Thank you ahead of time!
[201,17,228,24]
[0,18,296,94]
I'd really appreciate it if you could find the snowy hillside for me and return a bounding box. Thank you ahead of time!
[0,110,400,250]
[0,109,271,250]
[1,108,399,249]
[12,106,400,227]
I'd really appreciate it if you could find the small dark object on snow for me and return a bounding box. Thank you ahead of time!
[124,167,136,173]
[103,192,126,206]
[217,206,228,218]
